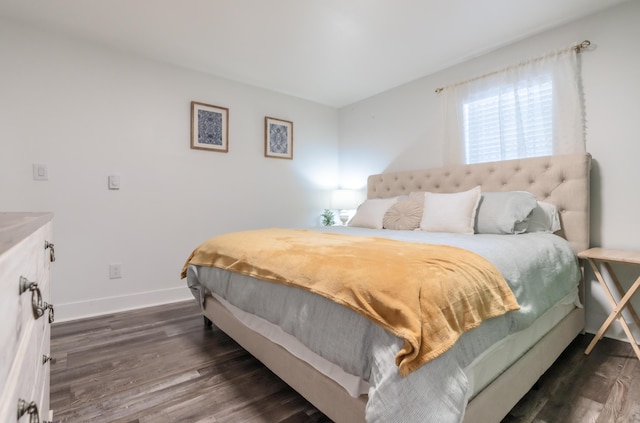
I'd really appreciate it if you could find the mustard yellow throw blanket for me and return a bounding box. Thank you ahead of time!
[181,229,519,376]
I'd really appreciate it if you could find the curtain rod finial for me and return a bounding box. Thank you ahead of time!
[575,40,591,52]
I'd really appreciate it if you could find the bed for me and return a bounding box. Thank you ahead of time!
[182,153,591,423]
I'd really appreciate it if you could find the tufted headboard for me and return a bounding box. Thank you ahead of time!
[367,153,592,253]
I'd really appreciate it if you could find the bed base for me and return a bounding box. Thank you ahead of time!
[202,293,584,423]
[202,294,366,422]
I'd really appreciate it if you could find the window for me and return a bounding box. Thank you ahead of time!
[463,76,553,164]
[440,46,585,165]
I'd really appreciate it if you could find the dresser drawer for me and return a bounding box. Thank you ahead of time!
[34,323,52,422]
[0,318,42,423]
[31,250,53,354]
[0,223,53,390]
[0,228,41,393]
[20,223,53,340]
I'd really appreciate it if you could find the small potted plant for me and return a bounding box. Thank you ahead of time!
[321,209,335,226]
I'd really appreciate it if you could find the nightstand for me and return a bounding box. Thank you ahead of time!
[578,248,640,360]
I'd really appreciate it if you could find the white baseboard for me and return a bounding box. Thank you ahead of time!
[54,286,194,322]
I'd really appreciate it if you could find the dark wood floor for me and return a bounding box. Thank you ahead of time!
[50,301,640,423]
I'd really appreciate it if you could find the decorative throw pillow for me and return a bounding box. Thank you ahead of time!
[419,186,482,234]
[475,191,538,234]
[525,201,562,233]
[383,200,423,230]
[348,198,399,229]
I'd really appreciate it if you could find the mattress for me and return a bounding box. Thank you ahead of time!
[464,288,579,398]
[205,286,579,400]
[186,226,581,422]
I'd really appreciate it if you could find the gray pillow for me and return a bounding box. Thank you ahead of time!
[475,191,538,234]
[526,201,562,233]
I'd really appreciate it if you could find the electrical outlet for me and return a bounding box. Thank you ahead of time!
[109,264,122,279]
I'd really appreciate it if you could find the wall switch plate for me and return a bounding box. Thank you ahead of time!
[109,263,122,279]
[108,175,120,190]
[33,164,48,181]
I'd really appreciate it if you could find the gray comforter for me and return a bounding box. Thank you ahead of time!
[185,227,580,422]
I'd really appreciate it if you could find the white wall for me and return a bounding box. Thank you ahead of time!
[3,2,639,338]
[0,20,340,321]
[339,1,640,341]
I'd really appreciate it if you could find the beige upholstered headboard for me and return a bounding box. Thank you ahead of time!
[367,153,592,253]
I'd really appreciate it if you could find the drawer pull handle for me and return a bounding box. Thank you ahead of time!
[31,286,44,319]
[19,276,37,295]
[43,354,56,365]
[19,277,45,319]
[45,240,55,262]
[17,399,40,422]
[19,277,54,321]
[43,302,55,323]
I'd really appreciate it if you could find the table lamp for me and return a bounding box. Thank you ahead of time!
[331,189,360,225]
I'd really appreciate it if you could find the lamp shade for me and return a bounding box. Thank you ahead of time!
[331,189,360,210]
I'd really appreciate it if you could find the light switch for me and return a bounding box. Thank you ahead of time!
[32,164,48,181]
[108,175,120,190]
[109,263,122,279]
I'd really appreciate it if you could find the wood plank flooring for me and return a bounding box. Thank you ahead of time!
[50,301,640,423]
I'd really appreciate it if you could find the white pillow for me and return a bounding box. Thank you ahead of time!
[419,187,481,234]
[349,198,399,229]
[526,201,562,233]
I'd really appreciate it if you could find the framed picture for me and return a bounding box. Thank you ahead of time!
[191,101,229,152]
[265,116,293,159]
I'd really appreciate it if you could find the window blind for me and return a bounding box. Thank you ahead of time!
[463,77,553,164]
[440,44,585,165]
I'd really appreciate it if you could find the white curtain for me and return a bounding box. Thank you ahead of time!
[441,47,586,165]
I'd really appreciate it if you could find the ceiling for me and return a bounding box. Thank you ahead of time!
[0,0,627,108]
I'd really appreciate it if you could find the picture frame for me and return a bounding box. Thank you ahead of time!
[265,116,293,159]
[191,101,229,152]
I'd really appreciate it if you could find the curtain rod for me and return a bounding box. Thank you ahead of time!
[434,40,591,94]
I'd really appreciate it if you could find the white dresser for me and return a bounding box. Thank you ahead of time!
[0,213,55,423]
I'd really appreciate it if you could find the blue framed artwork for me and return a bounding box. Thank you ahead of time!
[191,101,229,152]
[265,116,293,159]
